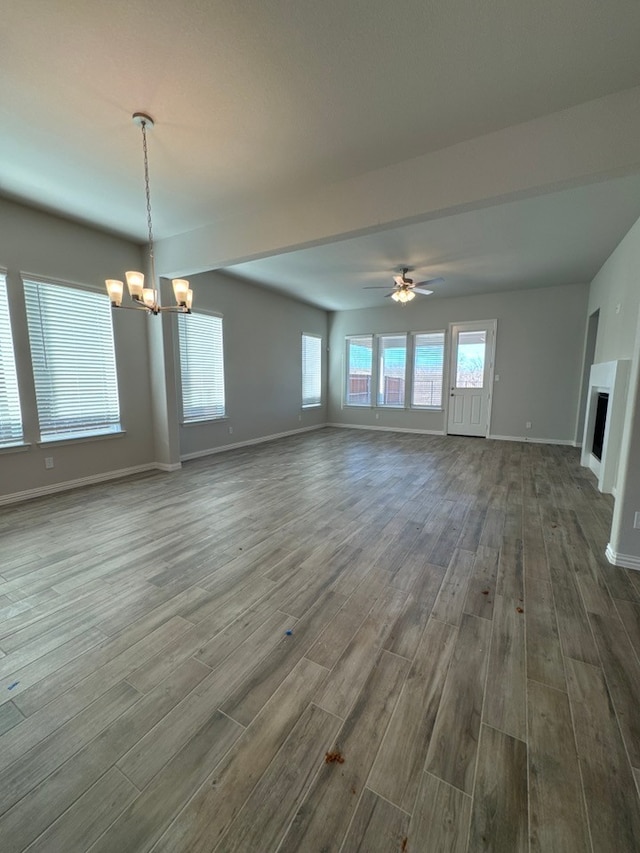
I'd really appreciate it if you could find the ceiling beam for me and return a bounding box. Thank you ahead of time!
[155,86,640,278]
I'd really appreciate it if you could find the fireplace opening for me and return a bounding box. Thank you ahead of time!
[592,392,609,461]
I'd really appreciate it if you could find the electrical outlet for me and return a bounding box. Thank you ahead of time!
[228,426,233,435]
[525,422,532,430]
[375,413,379,420]
[634,512,640,530]
[44,457,54,469]
[494,374,500,382]
[298,414,302,422]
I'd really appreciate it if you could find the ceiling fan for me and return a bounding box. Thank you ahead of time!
[364,267,444,304]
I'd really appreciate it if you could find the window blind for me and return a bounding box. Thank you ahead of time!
[302,333,322,407]
[412,331,445,407]
[345,335,373,406]
[178,312,225,422]
[23,279,121,441]
[0,276,24,446]
[378,334,406,407]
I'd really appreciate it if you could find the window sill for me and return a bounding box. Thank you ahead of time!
[302,404,322,410]
[181,416,228,427]
[37,430,126,448]
[342,404,444,412]
[0,441,31,455]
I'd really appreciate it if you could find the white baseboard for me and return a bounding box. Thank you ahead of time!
[487,434,578,446]
[606,544,640,571]
[0,463,160,507]
[155,462,182,472]
[180,424,327,462]
[327,423,446,436]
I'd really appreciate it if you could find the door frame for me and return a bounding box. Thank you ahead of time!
[445,319,497,438]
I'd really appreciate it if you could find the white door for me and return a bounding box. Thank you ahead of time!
[447,320,496,437]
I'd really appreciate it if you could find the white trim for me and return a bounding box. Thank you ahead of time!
[327,423,446,436]
[0,442,31,455]
[180,424,327,461]
[487,433,578,446]
[605,544,640,571]
[0,463,161,507]
[446,319,497,438]
[155,462,182,472]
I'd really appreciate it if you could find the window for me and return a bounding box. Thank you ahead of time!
[345,335,373,405]
[302,333,322,407]
[178,311,225,422]
[0,276,23,446]
[412,332,445,408]
[24,279,121,441]
[377,334,406,407]
[455,330,486,388]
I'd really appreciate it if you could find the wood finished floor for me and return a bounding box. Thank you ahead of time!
[1,428,640,852]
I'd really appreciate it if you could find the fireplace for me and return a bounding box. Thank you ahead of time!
[591,392,609,461]
[581,360,630,494]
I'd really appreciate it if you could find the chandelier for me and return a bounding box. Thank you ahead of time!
[105,113,193,315]
[391,287,415,303]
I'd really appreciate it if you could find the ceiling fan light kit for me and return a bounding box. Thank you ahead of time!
[363,267,443,305]
[391,288,415,303]
[105,113,194,316]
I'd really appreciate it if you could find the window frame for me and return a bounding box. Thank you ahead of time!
[344,330,446,412]
[176,309,226,425]
[410,330,446,411]
[23,275,123,444]
[344,334,374,407]
[0,272,25,448]
[301,332,322,409]
[376,332,408,409]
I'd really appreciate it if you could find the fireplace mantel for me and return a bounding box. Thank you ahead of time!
[581,359,630,494]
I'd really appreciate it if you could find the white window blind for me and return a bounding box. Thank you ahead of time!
[302,333,322,407]
[24,279,121,441]
[377,334,407,407]
[178,312,225,422]
[345,335,373,406]
[412,331,445,408]
[0,276,24,446]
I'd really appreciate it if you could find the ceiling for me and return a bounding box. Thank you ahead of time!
[226,175,640,310]
[3,0,640,309]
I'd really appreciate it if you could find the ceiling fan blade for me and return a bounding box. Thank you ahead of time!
[383,291,397,298]
[414,277,444,288]
[412,287,434,296]
[363,285,396,289]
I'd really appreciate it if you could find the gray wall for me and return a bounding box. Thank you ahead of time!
[0,198,154,501]
[328,282,589,443]
[587,214,640,560]
[176,271,328,459]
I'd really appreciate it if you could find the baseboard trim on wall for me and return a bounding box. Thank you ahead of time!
[180,424,328,462]
[606,544,640,572]
[0,463,161,507]
[327,423,446,436]
[155,462,183,472]
[487,434,578,446]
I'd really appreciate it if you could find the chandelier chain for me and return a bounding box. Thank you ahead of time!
[140,120,157,289]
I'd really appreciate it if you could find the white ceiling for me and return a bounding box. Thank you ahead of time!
[3,0,640,309]
[225,175,640,310]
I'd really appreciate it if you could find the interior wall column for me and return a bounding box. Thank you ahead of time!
[608,303,640,568]
[147,275,181,471]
